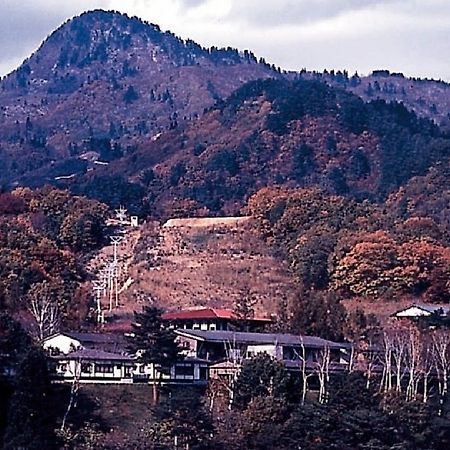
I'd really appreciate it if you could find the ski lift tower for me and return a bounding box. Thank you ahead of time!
[115,206,128,225]
[92,280,105,323]
[110,236,123,309]
[110,236,123,264]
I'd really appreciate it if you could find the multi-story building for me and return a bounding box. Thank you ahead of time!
[162,307,272,332]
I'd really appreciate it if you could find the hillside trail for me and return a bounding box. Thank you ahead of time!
[84,216,297,330]
[84,223,143,323]
[119,217,297,320]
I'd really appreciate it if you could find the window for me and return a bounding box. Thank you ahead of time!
[175,365,194,376]
[199,367,208,380]
[81,363,92,373]
[95,364,114,374]
[57,363,67,372]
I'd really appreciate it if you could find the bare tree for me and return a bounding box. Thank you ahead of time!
[294,338,314,405]
[223,338,246,410]
[420,333,434,404]
[27,281,60,341]
[316,344,330,404]
[391,328,409,394]
[432,329,450,413]
[405,327,422,401]
[355,339,380,390]
[380,330,394,394]
[61,358,82,432]
[232,287,258,332]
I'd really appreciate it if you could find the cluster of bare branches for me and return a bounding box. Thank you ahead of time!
[293,339,331,405]
[27,280,60,341]
[376,325,450,404]
[207,339,247,412]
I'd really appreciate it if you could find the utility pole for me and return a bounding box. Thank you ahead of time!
[115,206,128,224]
[92,280,104,323]
[104,263,114,312]
[112,261,119,308]
[99,267,109,297]
[111,236,123,264]
[110,236,123,310]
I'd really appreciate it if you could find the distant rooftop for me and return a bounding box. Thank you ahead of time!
[162,308,271,322]
[393,304,450,317]
[175,329,346,349]
[52,348,133,362]
[63,332,125,344]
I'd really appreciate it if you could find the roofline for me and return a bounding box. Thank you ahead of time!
[42,332,80,342]
[175,329,207,341]
[390,304,445,317]
[174,329,346,348]
[51,354,134,362]
[162,309,272,322]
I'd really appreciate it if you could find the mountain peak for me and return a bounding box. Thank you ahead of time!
[0,11,275,189]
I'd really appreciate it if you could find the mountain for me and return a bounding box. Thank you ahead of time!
[302,69,450,128]
[1,10,450,217]
[0,9,276,188]
[69,77,450,217]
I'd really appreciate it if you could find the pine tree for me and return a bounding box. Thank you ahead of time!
[127,306,183,403]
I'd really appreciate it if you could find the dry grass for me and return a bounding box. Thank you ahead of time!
[108,218,297,318]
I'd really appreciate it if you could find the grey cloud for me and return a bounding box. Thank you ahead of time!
[0,1,107,74]
[226,0,401,27]
[177,0,208,9]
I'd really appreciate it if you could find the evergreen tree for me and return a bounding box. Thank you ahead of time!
[127,305,183,403]
[290,290,347,342]
[3,348,58,450]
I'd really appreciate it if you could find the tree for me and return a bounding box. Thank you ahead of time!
[234,354,294,409]
[3,348,58,450]
[145,388,214,450]
[127,305,183,403]
[232,287,257,332]
[27,280,60,341]
[123,85,139,104]
[290,290,347,342]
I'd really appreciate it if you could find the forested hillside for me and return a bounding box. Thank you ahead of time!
[73,77,449,218]
[246,163,450,334]
[0,10,275,190]
[1,10,450,220]
[0,188,108,334]
[316,69,450,128]
[2,7,450,450]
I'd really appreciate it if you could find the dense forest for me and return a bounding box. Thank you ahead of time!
[64,77,450,219]
[0,188,109,333]
[247,169,450,303]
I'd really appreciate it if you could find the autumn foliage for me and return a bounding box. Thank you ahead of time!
[0,187,109,332]
[247,174,450,309]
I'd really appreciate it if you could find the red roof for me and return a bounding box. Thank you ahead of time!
[162,308,271,322]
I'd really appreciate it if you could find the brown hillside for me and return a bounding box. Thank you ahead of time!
[97,217,297,324]
[0,10,276,187]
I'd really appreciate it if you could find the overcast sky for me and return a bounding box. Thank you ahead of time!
[2,0,450,80]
